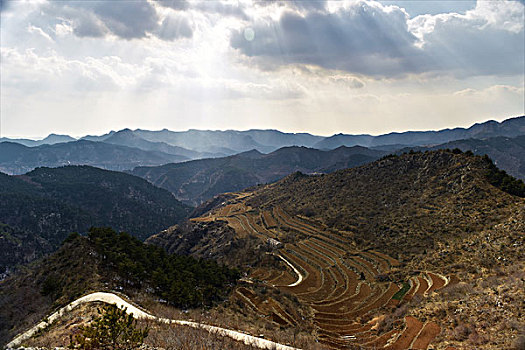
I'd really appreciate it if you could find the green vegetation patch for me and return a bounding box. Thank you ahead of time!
[392,281,411,300]
[69,304,149,350]
[88,227,240,308]
[483,155,525,198]
[0,223,21,245]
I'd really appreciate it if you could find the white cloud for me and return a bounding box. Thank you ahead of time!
[0,47,148,92]
[231,0,524,78]
[156,12,194,40]
[27,24,54,42]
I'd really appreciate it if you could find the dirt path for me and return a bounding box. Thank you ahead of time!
[6,292,300,350]
[276,254,304,287]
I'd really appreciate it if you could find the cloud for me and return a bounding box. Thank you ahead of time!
[409,1,525,76]
[454,85,525,97]
[0,44,306,102]
[68,10,108,38]
[379,0,476,17]
[156,12,193,40]
[255,0,327,12]
[27,24,54,42]
[1,0,11,12]
[0,47,148,92]
[231,2,421,76]
[39,1,158,40]
[41,0,193,41]
[155,0,248,19]
[194,1,248,19]
[231,0,525,78]
[155,0,190,11]
[76,1,159,39]
[329,75,365,89]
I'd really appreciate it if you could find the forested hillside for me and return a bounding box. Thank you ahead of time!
[0,227,239,346]
[0,166,190,274]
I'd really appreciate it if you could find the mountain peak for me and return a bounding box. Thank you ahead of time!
[115,128,134,134]
[41,134,76,143]
[236,149,264,158]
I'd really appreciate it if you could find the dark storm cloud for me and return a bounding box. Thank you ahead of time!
[231,1,525,77]
[44,1,160,40]
[232,3,421,76]
[39,0,195,41]
[90,1,159,39]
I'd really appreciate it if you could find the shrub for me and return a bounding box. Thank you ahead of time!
[69,304,149,350]
[41,275,62,297]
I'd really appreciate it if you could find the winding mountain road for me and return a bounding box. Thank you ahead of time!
[6,292,300,350]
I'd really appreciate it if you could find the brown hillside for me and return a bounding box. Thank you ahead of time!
[149,150,524,349]
[247,151,524,268]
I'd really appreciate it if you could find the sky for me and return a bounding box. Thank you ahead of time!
[0,0,524,138]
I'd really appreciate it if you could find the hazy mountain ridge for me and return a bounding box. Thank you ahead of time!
[0,134,76,147]
[2,115,522,154]
[314,115,525,149]
[0,166,190,275]
[130,145,386,206]
[0,116,523,178]
[0,140,187,175]
[103,129,223,159]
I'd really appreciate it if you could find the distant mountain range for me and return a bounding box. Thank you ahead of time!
[0,166,190,275]
[0,140,188,175]
[129,133,525,206]
[102,129,220,159]
[129,145,386,206]
[1,115,522,161]
[0,134,76,147]
[313,115,525,149]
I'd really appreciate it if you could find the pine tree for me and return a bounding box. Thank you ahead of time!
[69,304,149,350]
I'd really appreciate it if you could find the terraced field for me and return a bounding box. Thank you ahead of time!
[192,195,454,349]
